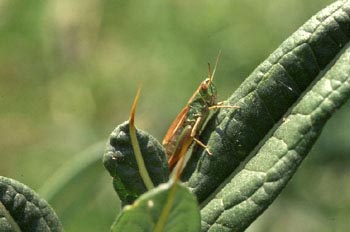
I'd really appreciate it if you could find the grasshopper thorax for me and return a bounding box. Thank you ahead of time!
[199,78,217,106]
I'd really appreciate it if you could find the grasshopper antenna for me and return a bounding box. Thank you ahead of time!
[208,50,221,85]
[207,62,211,80]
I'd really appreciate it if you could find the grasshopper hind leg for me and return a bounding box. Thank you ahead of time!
[193,137,212,155]
[191,116,213,155]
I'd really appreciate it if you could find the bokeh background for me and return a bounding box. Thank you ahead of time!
[1,0,349,231]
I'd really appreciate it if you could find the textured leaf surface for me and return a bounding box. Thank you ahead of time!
[201,44,350,232]
[103,121,169,205]
[182,0,350,205]
[112,181,200,232]
[0,176,63,232]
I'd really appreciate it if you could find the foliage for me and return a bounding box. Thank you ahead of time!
[1,0,349,231]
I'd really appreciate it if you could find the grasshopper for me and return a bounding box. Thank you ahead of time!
[162,52,239,171]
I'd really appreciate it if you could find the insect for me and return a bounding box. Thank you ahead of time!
[162,52,239,171]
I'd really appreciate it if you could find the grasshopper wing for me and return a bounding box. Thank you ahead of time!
[162,106,189,151]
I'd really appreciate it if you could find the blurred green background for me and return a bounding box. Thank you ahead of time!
[1,0,349,231]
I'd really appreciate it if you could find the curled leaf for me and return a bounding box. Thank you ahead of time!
[0,176,63,232]
[103,122,169,205]
[111,181,200,232]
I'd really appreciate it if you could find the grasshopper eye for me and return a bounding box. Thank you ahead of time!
[201,82,209,91]
[201,78,211,90]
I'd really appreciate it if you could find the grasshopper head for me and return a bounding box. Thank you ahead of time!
[199,51,221,106]
[199,78,217,106]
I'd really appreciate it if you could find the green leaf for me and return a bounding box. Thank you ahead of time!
[0,176,63,232]
[38,141,105,202]
[111,181,200,232]
[175,0,350,230]
[201,44,350,232]
[183,0,350,201]
[103,121,169,205]
[37,141,118,232]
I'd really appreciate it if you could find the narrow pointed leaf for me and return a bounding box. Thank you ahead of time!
[0,176,63,232]
[38,141,105,202]
[111,181,200,232]
[37,141,117,232]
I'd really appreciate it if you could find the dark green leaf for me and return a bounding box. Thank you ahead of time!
[201,44,350,232]
[111,181,200,232]
[182,0,350,203]
[0,176,63,232]
[103,121,169,205]
[174,0,350,231]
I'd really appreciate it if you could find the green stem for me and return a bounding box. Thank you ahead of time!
[153,181,178,232]
[129,122,155,190]
[129,85,154,190]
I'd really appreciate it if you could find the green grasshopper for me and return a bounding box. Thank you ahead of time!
[162,52,239,171]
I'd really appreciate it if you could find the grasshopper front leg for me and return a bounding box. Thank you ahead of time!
[191,116,212,155]
[208,101,240,110]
